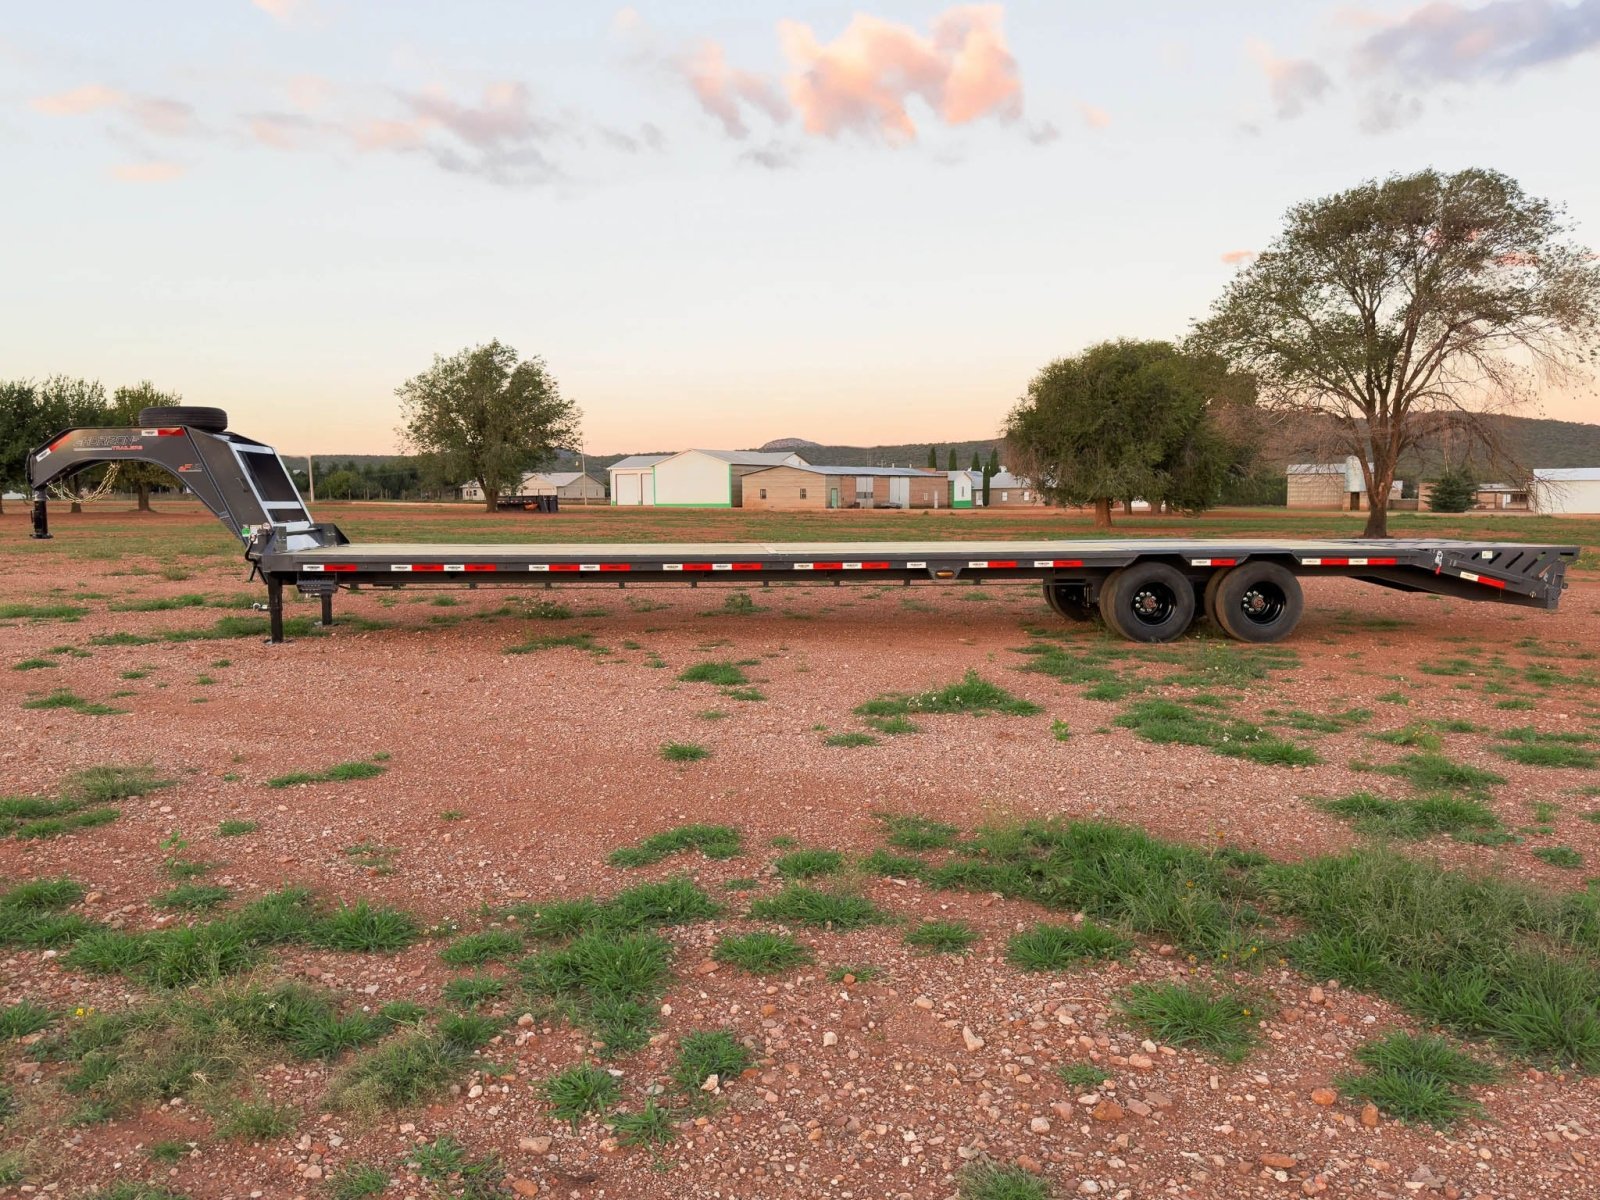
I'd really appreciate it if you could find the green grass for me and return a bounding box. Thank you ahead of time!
[1375,753,1505,795]
[328,1163,391,1199]
[661,741,711,763]
[856,669,1042,719]
[1057,1062,1110,1090]
[438,1011,502,1050]
[1369,724,1443,751]
[1006,921,1128,970]
[611,1097,678,1147]
[520,928,676,1055]
[1121,981,1261,1061]
[329,1033,469,1112]
[13,657,56,670]
[0,1000,53,1038]
[824,731,878,748]
[1532,845,1584,868]
[774,849,844,879]
[542,1062,619,1127]
[677,661,749,686]
[442,974,506,1009]
[1051,719,1071,741]
[876,813,959,850]
[212,1096,298,1139]
[861,848,926,877]
[1114,698,1319,767]
[747,885,886,930]
[608,823,741,867]
[0,602,86,620]
[1334,1031,1496,1128]
[20,688,124,716]
[1320,792,1501,840]
[311,902,419,953]
[441,929,524,965]
[827,964,882,983]
[1492,727,1598,769]
[863,714,921,735]
[671,1029,751,1094]
[152,884,232,911]
[713,931,812,973]
[957,1160,1054,1200]
[218,819,258,836]
[264,760,386,788]
[905,919,978,954]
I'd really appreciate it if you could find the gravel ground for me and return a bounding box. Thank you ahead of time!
[2,509,1598,1200]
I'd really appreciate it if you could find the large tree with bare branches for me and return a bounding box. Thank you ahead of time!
[1193,168,1600,537]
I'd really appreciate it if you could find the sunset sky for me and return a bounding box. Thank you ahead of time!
[4,1,1598,455]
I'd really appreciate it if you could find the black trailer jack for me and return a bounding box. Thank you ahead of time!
[28,410,1580,646]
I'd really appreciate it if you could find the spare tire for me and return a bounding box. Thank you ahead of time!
[138,405,228,433]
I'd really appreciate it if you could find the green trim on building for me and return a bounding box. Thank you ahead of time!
[649,502,735,507]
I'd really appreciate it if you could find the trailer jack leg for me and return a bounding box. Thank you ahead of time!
[320,591,334,627]
[30,490,50,540]
[266,579,286,644]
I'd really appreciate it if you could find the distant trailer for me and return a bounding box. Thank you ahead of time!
[27,410,1580,646]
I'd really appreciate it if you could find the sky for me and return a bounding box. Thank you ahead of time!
[3,1,1599,456]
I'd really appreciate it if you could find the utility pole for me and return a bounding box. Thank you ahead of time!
[307,455,316,503]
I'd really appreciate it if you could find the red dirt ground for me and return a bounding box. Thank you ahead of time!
[1,504,1597,1200]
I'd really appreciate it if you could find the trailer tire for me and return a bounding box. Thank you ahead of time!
[1213,562,1303,643]
[1044,581,1095,621]
[1099,562,1195,643]
[1202,570,1227,625]
[138,405,228,433]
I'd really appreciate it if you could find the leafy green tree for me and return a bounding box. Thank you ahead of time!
[1,377,111,513]
[980,469,992,507]
[318,469,363,500]
[107,382,183,511]
[1427,467,1478,513]
[945,448,957,472]
[1004,340,1241,527]
[969,451,981,471]
[986,446,999,475]
[397,341,580,513]
[926,445,938,469]
[1195,168,1600,537]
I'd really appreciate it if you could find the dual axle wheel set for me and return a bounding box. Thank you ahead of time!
[1045,560,1304,643]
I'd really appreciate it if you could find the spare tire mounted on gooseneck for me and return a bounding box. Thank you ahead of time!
[137,406,229,433]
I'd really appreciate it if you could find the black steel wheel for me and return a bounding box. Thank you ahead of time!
[137,405,228,433]
[1214,562,1304,643]
[1044,581,1095,621]
[1098,562,1196,643]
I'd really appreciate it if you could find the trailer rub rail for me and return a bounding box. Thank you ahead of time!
[27,411,1579,646]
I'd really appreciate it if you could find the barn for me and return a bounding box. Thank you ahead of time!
[742,465,946,510]
[608,455,670,506]
[1531,468,1600,515]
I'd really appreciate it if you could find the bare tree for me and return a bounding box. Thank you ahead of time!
[1193,168,1600,536]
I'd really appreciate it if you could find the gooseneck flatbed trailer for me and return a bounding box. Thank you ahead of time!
[28,410,1580,645]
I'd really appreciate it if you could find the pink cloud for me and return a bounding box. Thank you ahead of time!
[252,0,309,22]
[112,161,184,183]
[286,74,333,113]
[31,84,124,116]
[681,41,789,139]
[778,5,1022,142]
[1247,39,1334,117]
[1220,249,1257,265]
[1078,102,1111,129]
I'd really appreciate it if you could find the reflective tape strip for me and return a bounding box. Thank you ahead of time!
[906,561,927,569]
[444,564,466,572]
[712,563,733,571]
[792,563,815,570]
[302,564,324,572]
[140,428,185,437]
[1188,557,1238,567]
[662,564,684,571]
[843,562,863,570]
[413,564,444,572]
[529,564,550,572]
[548,563,581,572]
[1368,557,1398,565]
[683,563,713,571]
[1459,571,1506,589]
[464,563,497,572]
[733,563,762,571]
[578,564,600,572]
[1034,558,1085,568]
[323,564,357,572]
[600,563,630,572]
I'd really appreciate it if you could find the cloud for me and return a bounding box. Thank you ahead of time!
[778,5,1022,142]
[597,121,667,153]
[127,96,195,136]
[286,74,334,113]
[246,111,320,149]
[31,84,124,116]
[1078,102,1111,129]
[1353,0,1600,83]
[112,161,184,183]
[251,0,311,22]
[1025,120,1060,144]
[681,41,789,138]
[1247,40,1335,117]
[740,140,801,169]
[1220,249,1257,265]
[1357,89,1425,132]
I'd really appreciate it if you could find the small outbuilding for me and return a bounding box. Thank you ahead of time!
[608,455,671,506]
[1531,468,1600,515]
[742,465,947,510]
[986,472,1042,506]
[460,469,605,503]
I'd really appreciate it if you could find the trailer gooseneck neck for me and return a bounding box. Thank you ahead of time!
[28,412,1580,647]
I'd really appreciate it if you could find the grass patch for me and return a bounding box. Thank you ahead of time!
[905,919,978,954]
[20,689,124,716]
[1334,1031,1496,1128]
[1,765,171,839]
[957,1160,1053,1200]
[774,849,844,879]
[311,902,419,953]
[671,1029,751,1095]
[505,632,605,655]
[13,657,56,670]
[1121,981,1261,1061]
[611,1097,678,1147]
[0,1000,53,1038]
[153,884,232,911]
[1114,698,1318,767]
[442,974,506,1009]
[876,812,959,850]
[218,819,258,837]
[264,760,386,788]
[1375,753,1504,795]
[824,732,878,748]
[856,670,1042,719]
[863,714,921,735]
[1006,921,1128,970]
[542,1062,620,1127]
[520,928,676,1054]
[1532,845,1584,869]
[677,661,748,686]
[661,741,711,763]
[1057,1062,1110,1090]
[0,602,86,620]
[713,931,812,973]
[608,823,741,867]
[748,884,886,930]
[440,929,525,966]
[827,964,882,983]
[329,1033,469,1112]
[1319,792,1501,841]
[328,1163,390,1199]
[1492,727,1598,769]
[861,848,925,877]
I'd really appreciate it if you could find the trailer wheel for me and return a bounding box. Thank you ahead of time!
[138,405,229,433]
[1099,562,1195,642]
[1213,562,1304,643]
[1044,581,1095,621]
[1202,570,1227,625]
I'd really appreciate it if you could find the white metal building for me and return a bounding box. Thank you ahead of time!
[647,449,809,507]
[1531,468,1600,515]
[608,455,671,506]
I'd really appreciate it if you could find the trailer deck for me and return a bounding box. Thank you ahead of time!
[27,414,1581,646]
